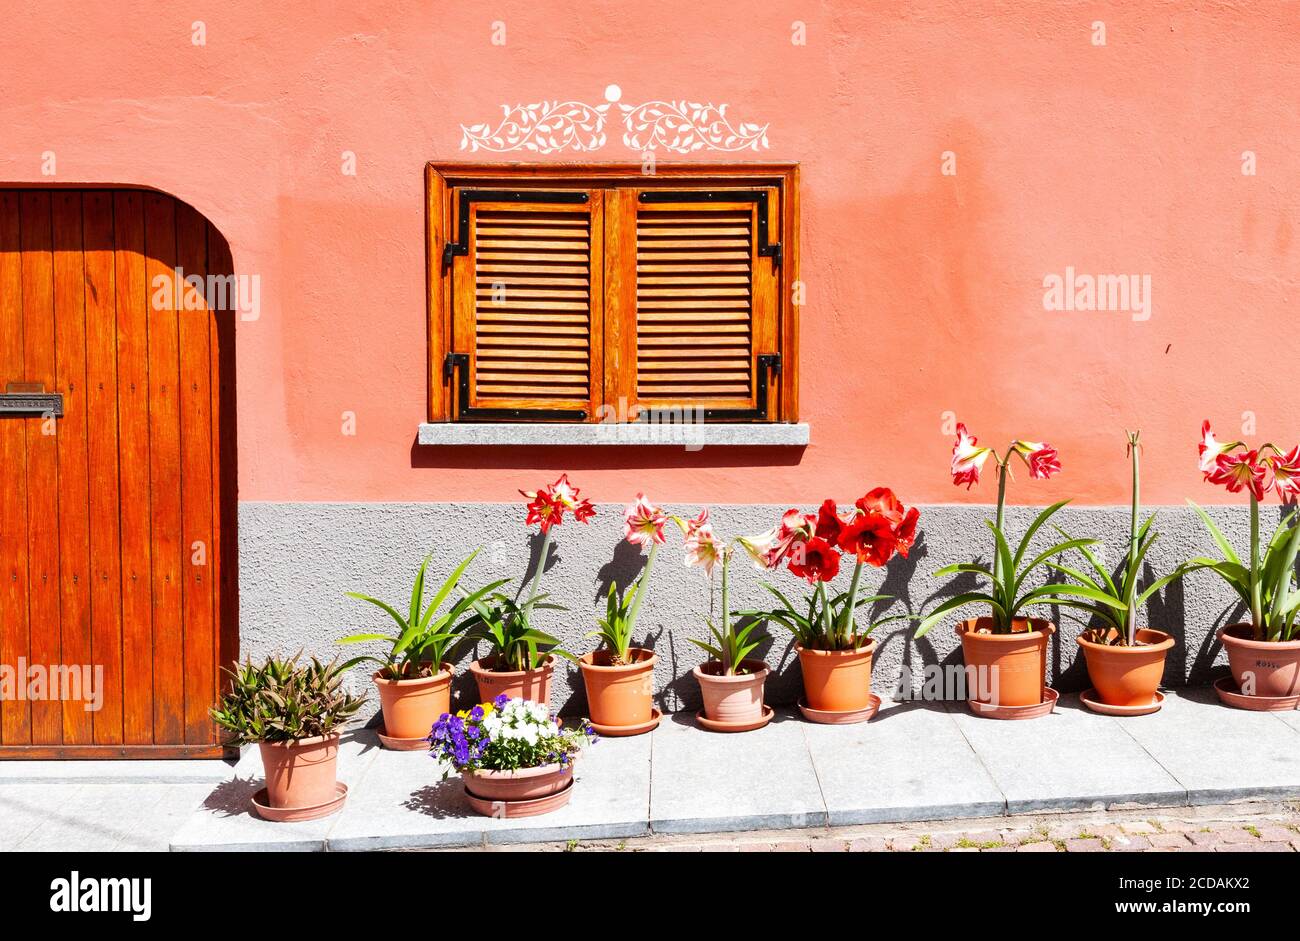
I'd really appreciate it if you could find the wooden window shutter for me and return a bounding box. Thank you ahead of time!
[605,187,783,421]
[445,189,603,420]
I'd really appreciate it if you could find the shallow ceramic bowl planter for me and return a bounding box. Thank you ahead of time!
[471,654,554,707]
[254,734,347,820]
[461,764,575,818]
[578,648,661,735]
[694,659,770,731]
[796,639,877,721]
[958,617,1055,716]
[1076,628,1172,709]
[1218,624,1300,702]
[373,663,453,747]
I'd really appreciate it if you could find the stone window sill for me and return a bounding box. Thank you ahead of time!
[416,422,810,447]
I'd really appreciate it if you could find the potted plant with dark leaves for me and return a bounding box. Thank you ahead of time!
[466,475,593,706]
[338,549,505,748]
[746,489,919,723]
[1188,421,1300,708]
[579,493,667,736]
[211,655,364,821]
[916,423,1108,717]
[1054,432,1183,713]
[430,695,596,818]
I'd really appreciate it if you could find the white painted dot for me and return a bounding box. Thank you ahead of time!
[604,84,622,103]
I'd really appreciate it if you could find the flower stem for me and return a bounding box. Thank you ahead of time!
[721,547,733,674]
[1250,492,1263,638]
[841,560,864,649]
[1126,432,1140,646]
[993,453,1010,632]
[622,541,659,660]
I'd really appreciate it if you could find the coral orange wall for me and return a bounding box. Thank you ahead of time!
[2,1,1296,506]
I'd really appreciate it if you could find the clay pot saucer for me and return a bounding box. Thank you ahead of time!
[1214,675,1300,712]
[251,782,348,822]
[464,778,574,818]
[798,694,881,725]
[1080,688,1164,716]
[695,703,774,733]
[967,686,1059,720]
[377,728,430,751]
[588,707,662,738]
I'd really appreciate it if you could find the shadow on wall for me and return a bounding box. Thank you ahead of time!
[409,439,807,472]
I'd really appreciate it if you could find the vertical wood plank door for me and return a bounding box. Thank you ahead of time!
[0,189,236,759]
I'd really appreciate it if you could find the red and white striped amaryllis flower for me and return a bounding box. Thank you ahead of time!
[520,473,595,532]
[1013,440,1062,480]
[1269,446,1300,504]
[950,423,992,489]
[1199,421,1300,503]
[1198,420,1239,473]
[623,493,668,546]
[1206,448,1268,500]
[681,509,723,577]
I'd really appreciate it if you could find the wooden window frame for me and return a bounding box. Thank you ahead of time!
[426,162,800,424]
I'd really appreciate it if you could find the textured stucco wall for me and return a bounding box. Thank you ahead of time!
[2,2,1297,506]
[238,501,1257,718]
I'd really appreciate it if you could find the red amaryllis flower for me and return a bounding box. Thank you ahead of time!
[894,506,920,558]
[814,499,846,544]
[837,512,899,567]
[787,536,841,584]
[520,473,595,531]
[1270,446,1300,503]
[1014,440,1061,480]
[951,423,991,489]
[623,493,668,546]
[855,487,905,523]
[1207,449,1268,500]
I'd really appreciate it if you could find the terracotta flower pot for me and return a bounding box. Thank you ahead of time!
[797,640,875,712]
[579,648,656,729]
[1076,628,1173,707]
[693,659,768,724]
[470,654,554,706]
[958,617,1054,708]
[462,763,573,802]
[1219,624,1300,697]
[258,734,340,809]
[373,663,453,741]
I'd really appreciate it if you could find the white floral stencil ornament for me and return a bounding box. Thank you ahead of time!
[459,84,769,154]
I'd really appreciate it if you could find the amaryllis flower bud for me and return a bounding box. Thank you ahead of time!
[787,536,841,584]
[1270,446,1300,504]
[1207,449,1268,500]
[951,423,991,489]
[623,493,667,546]
[1014,440,1061,480]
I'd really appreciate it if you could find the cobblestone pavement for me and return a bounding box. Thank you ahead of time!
[477,802,1300,853]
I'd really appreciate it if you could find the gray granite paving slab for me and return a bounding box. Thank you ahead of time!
[0,785,78,850]
[327,730,651,850]
[1117,688,1300,803]
[947,694,1186,812]
[805,699,1005,825]
[649,711,826,834]
[0,757,237,785]
[169,731,381,852]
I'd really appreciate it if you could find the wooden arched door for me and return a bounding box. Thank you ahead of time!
[0,188,236,758]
